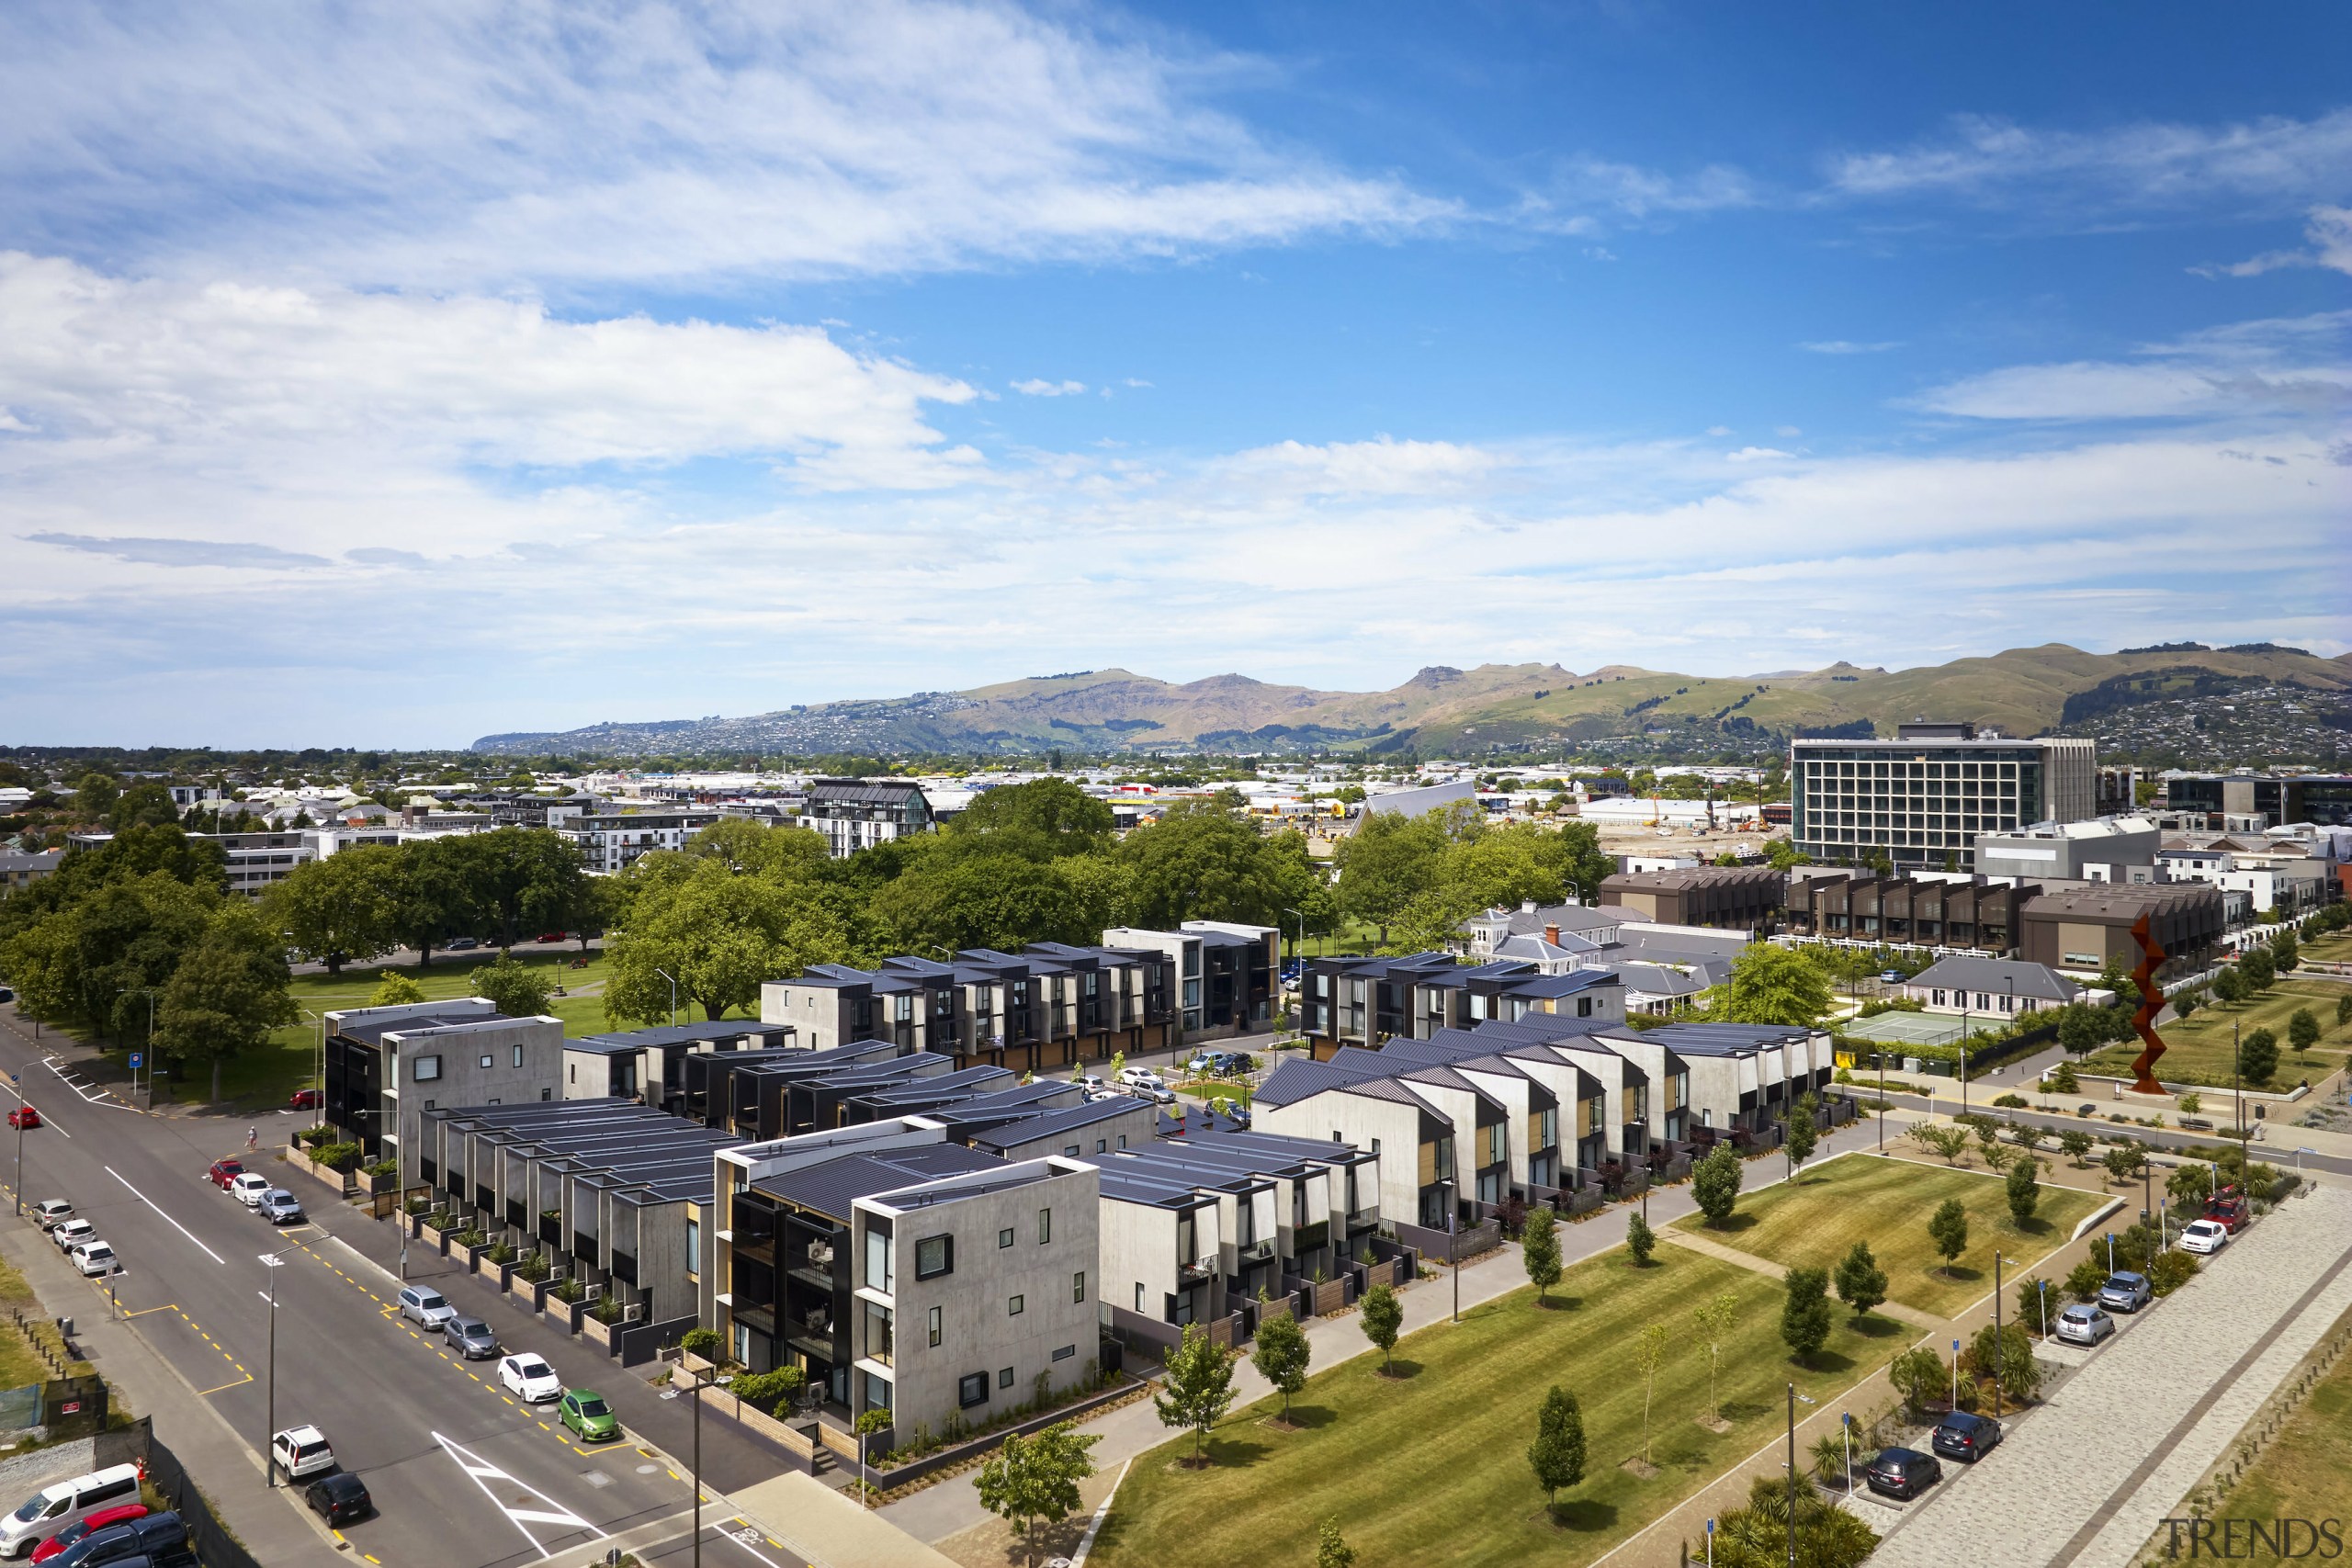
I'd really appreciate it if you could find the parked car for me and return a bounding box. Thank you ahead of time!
[559,1390,619,1442]
[204,1159,243,1190]
[229,1172,271,1207]
[287,1089,322,1111]
[28,1506,145,1564]
[1083,1089,1126,1104]
[50,1219,96,1254]
[536,931,566,943]
[2054,1303,2116,1346]
[67,1243,115,1279]
[0,1464,142,1560]
[498,1355,561,1404]
[32,1201,74,1232]
[41,1511,190,1568]
[1879,969,1904,984]
[1931,1410,2004,1462]
[0,987,14,1004]
[1116,1066,1165,1091]
[2076,1103,2098,1118]
[270,1427,335,1480]
[1862,1447,1942,1501]
[1133,1086,1176,1105]
[2098,1271,2153,1313]
[443,1316,499,1359]
[7,1108,39,1131]
[2178,1219,2230,1256]
[256,1190,304,1225]
[302,1473,371,1528]
[398,1286,455,1330]
[1071,1075,1108,1093]
[2204,1188,2252,1233]
[447,937,481,952]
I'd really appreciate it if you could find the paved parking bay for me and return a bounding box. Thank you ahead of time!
[1868,1186,2352,1568]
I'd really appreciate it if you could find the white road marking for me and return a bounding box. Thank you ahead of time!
[105,1167,225,1265]
[714,1519,789,1567]
[41,1056,119,1107]
[431,1430,602,1556]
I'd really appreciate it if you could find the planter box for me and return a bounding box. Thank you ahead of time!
[284,1149,356,1198]
[1310,1279,1346,1316]
[459,1243,491,1274]
[1253,1297,1295,1327]
[680,1350,720,1380]
[418,1224,453,1256]
[579,1313,621,1353]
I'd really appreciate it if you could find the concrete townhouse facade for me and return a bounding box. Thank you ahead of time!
[322,999,565,1161]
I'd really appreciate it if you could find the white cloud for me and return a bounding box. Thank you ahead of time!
[2194,206,2352,278]
[1724,446,1793,462]
[1213,435,1503,496]
[1012,378,1088,397]
[1704,425,1733,437]
[1912,310,2352,422]
[1826,109,2352,211]
[0,0,1451,292]
[1799,341,1903,355]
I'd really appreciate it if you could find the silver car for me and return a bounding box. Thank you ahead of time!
[2054,1303,2115,1346]
[443,1315,500,1359]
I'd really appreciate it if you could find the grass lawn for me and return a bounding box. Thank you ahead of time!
[1670,1153,2103,1318]
[1093,1247,1904,1568]
[2195,1304,2352,1547]
[1174,1077,1254,1109]
[2301,931,2352,965]
[2079,977,2352,1089]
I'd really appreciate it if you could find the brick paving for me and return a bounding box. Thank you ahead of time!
[1867,1186,2352,1568]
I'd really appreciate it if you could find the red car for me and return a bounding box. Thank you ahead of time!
[208,1157,245,1189]
[288,1089,322,1111]
[31,1503,147,1562]
[536,931,566,943]
[2204,1186,2252,1233]
[6,1106,38,1130]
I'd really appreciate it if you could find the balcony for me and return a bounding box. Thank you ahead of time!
[1345,1207,1380,1232]
[1177,1258,1216,1286]
[1237,1238,1275,1264]
[538,1213,562,1248]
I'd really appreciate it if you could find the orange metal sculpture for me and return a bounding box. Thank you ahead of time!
[2127,911,2167,1094]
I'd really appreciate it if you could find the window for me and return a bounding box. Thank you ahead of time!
[513,1045,525,1067]
[684,1219,699,1277]
[865,1228,893,1293]
[1095,1138,1108,1154]
[541,1088,552,1100]
[1136,1282,1145,1311]
[413,1055,442,1082]
[1072,1270,1086,1303]
[915,1235,954,1281]
[958,1372,989,1407]
[998,1227,1014,1249]
[1577,996,1593,1018]
[1053,1343,1077,1361]
[998,1366,1015,1389]
[927,1306,942,1348]
[1064,1145,1080,1158]
[1008,1294,1024,1316]
[569,1065,576,1084]
[1116,1134,1127,1149]
[1037,1208,1051,1245]
[479,1054,493,1069]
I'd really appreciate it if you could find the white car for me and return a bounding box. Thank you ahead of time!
[498,1354,561,1403]
[50,1219,96,1254]
[2178,1219,2230,1256]
[230,1172,272,1206]
[68,1241,116,1278]
[271,1425,335,1479]
[32,1200,74,1232]
[1116,1066,1165,1091]
[1071,1075,1109,1094]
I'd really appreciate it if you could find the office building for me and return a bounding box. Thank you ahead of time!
[1789,722,2097,871]
[2163,774,2352,830]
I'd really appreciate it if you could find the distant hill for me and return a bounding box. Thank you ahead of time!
[471,644,2352,758]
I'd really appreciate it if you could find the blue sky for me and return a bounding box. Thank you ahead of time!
[0,0,2346,748]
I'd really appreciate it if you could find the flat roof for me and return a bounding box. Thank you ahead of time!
[753,1144,1003,1220]
[968,1097,1152,1154]
[567,1021,793,1055]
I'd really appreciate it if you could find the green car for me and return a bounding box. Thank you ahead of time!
[560,1389,619,1442]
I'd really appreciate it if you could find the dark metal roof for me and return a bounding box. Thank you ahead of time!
[967,1097,1152,1155]
[568,1021,794,1054]
[754,1144,1005,1220]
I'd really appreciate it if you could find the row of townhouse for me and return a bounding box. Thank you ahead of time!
[1254,1018,1833,1234]
[1295,952,1628,1059]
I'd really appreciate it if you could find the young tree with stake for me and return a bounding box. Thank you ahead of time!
[1690,1292,1739,1427]
[1360,1283,1403,1374]
[1521,1204,1562,1304]
[1249,1310,1310,1425]
[1154,1324,1237,1465]
[1527,1386,1587,1514]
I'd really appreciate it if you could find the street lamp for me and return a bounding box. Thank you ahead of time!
[258,1253,285,1487]
[1438,1177,1458,1323]
[654,968,680,1030]
[1786,1386,1815,1568]
[1992,1254,2018,1415]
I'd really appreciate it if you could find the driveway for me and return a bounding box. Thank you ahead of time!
[1866,1186,2352,1568]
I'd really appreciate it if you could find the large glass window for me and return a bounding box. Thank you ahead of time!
[864,1228,892,1293]
[915,1235,954,1281]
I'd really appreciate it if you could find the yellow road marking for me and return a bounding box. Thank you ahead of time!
[122,1303,178,1319]
[196,1375,254,1395]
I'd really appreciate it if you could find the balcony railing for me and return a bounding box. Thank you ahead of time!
[1177,1258,1216,1285]
[1346,1207,1380,1231]
[1237,1238,1275,1263]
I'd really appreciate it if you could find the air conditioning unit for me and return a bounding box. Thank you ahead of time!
[583,1283,603,1303]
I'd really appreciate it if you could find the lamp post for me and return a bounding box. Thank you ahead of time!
[116,987,158,1098]
[691,1361,706,1568]
[1786,1386,1815,1568]
[10,1072,23,1217]
[258,1252,285,1487]
[655,968,680,1030]
[1439,1177,1459,1323]
[2233,1021,2243,1144]
[1993,1254,2017,1416]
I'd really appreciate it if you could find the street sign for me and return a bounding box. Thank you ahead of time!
[128,1054,141,1070]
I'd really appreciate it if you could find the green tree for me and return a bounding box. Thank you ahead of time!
[605,857,849,1024]
[469,953,555,1020]
[2211,966,2245,1007]
[1250,1310,1311,1423]
[1626,1211,1657,1266]
[1889,1347,1947,1422]
[1784,1091,1819,1175]
[1721,944,1835,1027]
[1708,1473,1880,1568]
[2269,929,2300,973]
[2005,1155,2041,1225]
[1153,1323,1238,1465]
[2336,993,2352,1032]
[386,836,478,965]
[1332,809,1448,942]
[1359,1282,1403,1373]
[72,773,119,824]
[2064,1258,2109,1303]
[1692,1145,1744,1225]
[1780,1267,1834,1361]
[1968,1322,2042,1412]
[872,846,1103,953]
[2287,1008,2320,1059]
[2057,1006,2103,1059]
[1690,1292,1739,1425]
[2240,1028,2279,1086]
[2045,1060,2079,1094]
[1927,1198,1970,1278]
[2101,1142,2147,1187]
[2239,947,2276,993]
[2175,991,2199,1019]
[974,1421,1099,1567]
[1521,1204,1562,1303]
[447,828,593,948]
[1833,1240,1887,1316]
[108,783,181,831]
[1527,1385,1587,1511]
[1117,799,1310,929]
[681,818,832,879]
[154,905,299,1101]
[263,844,402,974]
[368,971,425,1007]
[1315,1518,1356,1568]
[1906,1122,1970,1165]
[952,778,1116,854]
[2059,1129,2094,1166]
[2014,1276,2055,1337]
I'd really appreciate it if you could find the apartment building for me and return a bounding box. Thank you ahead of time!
[560,1020,795,1109]
[2165,773,2352,830]
[545,801,722,874]
[1785,873,2040,953]
[761,943,1177,1072]
[1097,922,1279,1037]
[1597,865,1785,931]
[322,999,565,1160]
[799,779,935,859]
[1295,952,1624,1058]
[2017,884,2227,976]
[1790,722,2097,871]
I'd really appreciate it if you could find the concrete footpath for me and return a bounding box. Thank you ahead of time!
[0,1212,345,1567]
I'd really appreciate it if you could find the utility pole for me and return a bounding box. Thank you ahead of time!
[1992,1252,2006,1416]
[656,969,680,1030]
[1442,1178,1459,1323]
[1784,1383,1798,1568]
[692,1361,705,1568]
[259,1253,284,1486]
[11,1076,23,1218]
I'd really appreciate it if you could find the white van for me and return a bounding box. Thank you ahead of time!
[0,1462,141,1558]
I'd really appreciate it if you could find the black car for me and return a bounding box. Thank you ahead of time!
[51,1514,192,1568]
[305,1472,373,1526]
[1863,1446,1943,1500]
[1930,1410,2004,1462]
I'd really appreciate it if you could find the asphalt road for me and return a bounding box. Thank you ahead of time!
[1845,1079,2352,1179]
[0,1004,797,1568]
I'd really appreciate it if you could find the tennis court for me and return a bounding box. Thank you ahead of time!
[1841,1010,1968,1047]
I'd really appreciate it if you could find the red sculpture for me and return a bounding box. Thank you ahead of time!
[2126,911,2167,1094]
